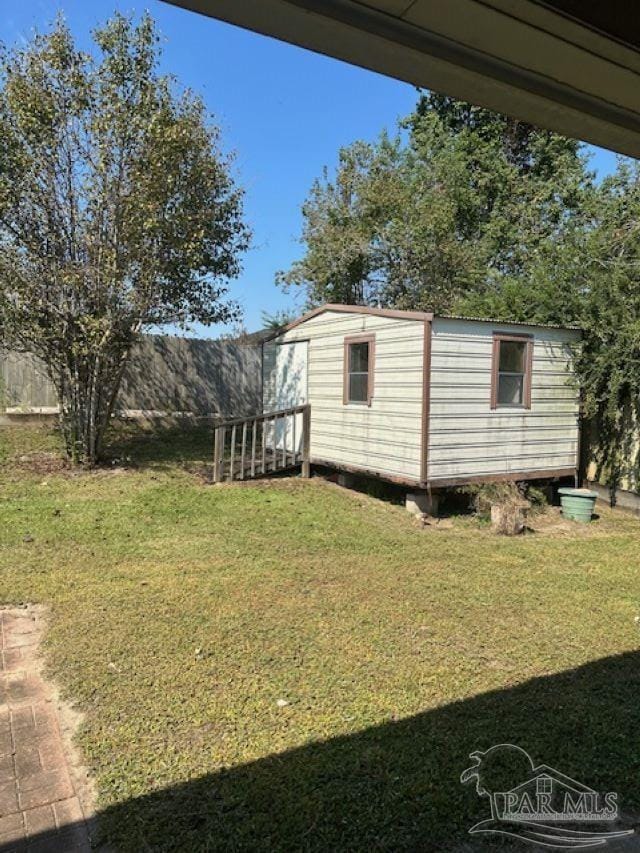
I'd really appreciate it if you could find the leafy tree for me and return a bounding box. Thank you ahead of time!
[280,93,590,313]
[282,93,640,496]
[0,14,249,464]
[277,135,405,305]
[458,158,640,497]
[566,163,640,496]
[260,309,297,331]
[411,94,588,292]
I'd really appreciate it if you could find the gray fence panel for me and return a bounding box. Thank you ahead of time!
[0,351,58,411]
[0,335,261,418]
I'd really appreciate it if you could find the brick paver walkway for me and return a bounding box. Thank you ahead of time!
[0,607,92,852]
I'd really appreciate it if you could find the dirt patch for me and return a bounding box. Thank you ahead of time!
[6,451,145,482]
[524,505,605,537]
[10,452,71,476]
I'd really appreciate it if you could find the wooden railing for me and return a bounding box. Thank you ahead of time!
[213,404,310,483]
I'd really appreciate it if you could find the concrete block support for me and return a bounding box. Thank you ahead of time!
[406,490,439,518]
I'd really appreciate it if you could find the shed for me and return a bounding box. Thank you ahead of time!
[262,304,581,500]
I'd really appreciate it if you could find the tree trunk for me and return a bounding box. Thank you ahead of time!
[55,346,130,466]
[490,501,529,535]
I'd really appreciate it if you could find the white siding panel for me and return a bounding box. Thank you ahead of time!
[264,312,580,486]
[427,456,577,479]
[431,371,576,389]
[270,311,425,481]
[430,401,579,417]
[262,342,276,409]
[430,427,578,444]
[310,443,420,480]
[429,439,577,464]
[428,318,580,482]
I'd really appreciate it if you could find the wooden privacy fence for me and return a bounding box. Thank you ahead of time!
[213,405,310,483]
[1,335,262,419]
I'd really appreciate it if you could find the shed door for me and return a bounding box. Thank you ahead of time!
[274,341,308,409]
[273,341,308,453]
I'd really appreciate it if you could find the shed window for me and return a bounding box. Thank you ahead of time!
[491,334,532,409]
[343,335,375,405]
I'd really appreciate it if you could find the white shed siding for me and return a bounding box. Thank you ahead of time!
[265,310,425,482]
[262,342,276,410]
[428,318,580,482]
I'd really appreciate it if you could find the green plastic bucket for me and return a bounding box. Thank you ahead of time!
[558,487,598,523]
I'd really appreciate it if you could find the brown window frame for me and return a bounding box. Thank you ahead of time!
[490,332,533,410]
[343,334,375,406]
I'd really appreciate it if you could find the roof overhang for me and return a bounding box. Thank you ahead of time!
[165,0,640,158]
[262,303,579,341]
[263,303,433,341]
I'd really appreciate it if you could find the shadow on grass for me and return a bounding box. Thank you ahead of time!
[103,420,215,471]
[0,420,217,476]
[7,651,639,852]
[314,467,477,517]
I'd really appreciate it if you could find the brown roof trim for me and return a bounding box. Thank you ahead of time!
[428,468,576,488]
[262,304,580,341]
[311,458,422,489]
[438,313,582,331]
[420,318,432,485]
[263,304,433,340]
[312,462,575,490]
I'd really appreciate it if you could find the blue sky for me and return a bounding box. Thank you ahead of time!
[2,0,621,336]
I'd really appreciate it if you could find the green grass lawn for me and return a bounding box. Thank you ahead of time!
[1,424,639,851]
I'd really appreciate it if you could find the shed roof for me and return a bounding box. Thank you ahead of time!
[265,304,580,340]
[438,313,582,331]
